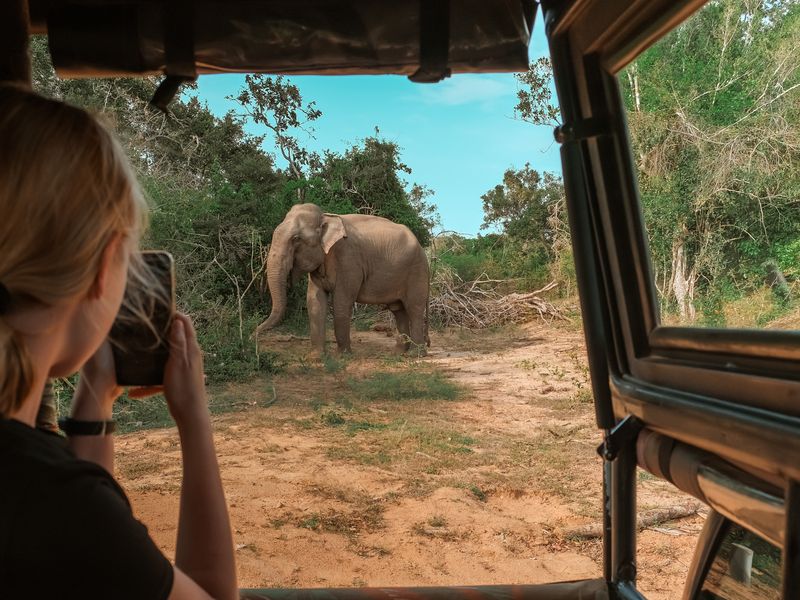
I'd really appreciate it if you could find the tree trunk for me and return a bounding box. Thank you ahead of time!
[671,230,696,322]
[626,65,641,112]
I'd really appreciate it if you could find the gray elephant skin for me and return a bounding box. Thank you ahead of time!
[256,203,430,355]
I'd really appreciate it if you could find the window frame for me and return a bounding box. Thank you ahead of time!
[543,0,800,595]
[544,0,800,475]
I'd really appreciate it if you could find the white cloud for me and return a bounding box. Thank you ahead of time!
[412,75,515,106]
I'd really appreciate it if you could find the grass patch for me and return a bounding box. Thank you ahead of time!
[325,418,479,471]
[299,515,320,530]
[637,468,657,482]
[114,394,174,432]
[574,387,594,404]
[270,518,288,529]
[450,481,489,502]
[307,484,375,505]
[112,379,280,433]
[326,446,392,466]
[292,418,317,430]
[468,484,488,502]
[348,371,461,402]
[199,312,285,384]
[548,387,594,412]
[411,519,463,541]
[427,430,476,453]
[508,435,580,501]
[428,515,447,527]
[317,406,389,436]
[722,287,796,328]
[321,410,347,426]
[295,503,385,536]
[323,354,348,374]
[515,359,538,371]
[346,420,389,435]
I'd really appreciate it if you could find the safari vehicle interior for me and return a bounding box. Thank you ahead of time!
[2,0,798,598]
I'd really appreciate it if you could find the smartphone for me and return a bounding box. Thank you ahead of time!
[110,251,176,387]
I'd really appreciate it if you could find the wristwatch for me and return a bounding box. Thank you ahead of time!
[58,418,117,436]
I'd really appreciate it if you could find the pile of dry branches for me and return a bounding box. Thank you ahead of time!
[429,268,568,329]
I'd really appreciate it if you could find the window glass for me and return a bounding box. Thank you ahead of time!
[700,523,781,599]
[621,0,799,329]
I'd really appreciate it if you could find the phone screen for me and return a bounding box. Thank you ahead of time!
[110,251,175,387]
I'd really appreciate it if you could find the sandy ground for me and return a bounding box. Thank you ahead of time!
[116,320,704,597]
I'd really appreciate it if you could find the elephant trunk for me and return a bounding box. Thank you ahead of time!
[259,229,293,332]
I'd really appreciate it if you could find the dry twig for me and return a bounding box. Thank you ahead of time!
[563,502,703,540]
[429,269,567,329]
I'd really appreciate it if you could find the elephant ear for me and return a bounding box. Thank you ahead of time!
[320,213,347,254]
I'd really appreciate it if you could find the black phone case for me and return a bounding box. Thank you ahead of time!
[110,251,175,387]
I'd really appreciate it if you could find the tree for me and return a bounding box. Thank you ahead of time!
[232,75,322,181]
[481,165,563,248]
[620,0,800,323]
[514,57,561,126]
[309,136,438,246]
[480,165,567,287]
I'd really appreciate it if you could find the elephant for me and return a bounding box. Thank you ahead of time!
[255,203,430,356]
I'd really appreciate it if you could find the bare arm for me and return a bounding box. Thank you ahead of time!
[70,317,237,599]
[66,343,121,473]
[165,314,237,600]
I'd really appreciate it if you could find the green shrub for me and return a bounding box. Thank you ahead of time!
[347,371,461,402]
[197,310,284,383]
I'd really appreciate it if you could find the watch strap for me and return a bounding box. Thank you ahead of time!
[58,418,117,436]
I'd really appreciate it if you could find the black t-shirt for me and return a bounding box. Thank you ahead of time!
[0,418,174,599]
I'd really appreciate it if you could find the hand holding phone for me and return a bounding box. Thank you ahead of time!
[109,251,176,387]
[162,313,210,425]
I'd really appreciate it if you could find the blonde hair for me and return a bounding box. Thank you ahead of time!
[0,84,148,417]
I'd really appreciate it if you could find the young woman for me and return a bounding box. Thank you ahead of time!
[0,84,238,599]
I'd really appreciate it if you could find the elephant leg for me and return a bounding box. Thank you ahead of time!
[332,292,355,354]
[307,278,328,356]
[391,307,411,352]
[405,300,428,357]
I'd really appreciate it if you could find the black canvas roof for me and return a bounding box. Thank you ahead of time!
[29,1,535,83]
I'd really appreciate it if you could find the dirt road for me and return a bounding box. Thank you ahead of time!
[116,320,703,597]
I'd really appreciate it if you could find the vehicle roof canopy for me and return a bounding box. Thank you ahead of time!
[27,0,535,83]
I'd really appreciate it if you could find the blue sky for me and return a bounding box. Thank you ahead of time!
[191,14,560,236]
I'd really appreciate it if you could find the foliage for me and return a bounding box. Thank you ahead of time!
[433,164,571,293]
[511,1,800,326]
[347,371,461,402]
[309,137,438,245]
[231,74,322,180]
[620,0,800,325]
[514,57,561,126]
[481,165,565,264]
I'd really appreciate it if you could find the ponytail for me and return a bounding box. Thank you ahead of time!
[0,317,34,418]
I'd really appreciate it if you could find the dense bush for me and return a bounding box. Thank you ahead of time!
[513,0,800,325]
[433,166,573,296]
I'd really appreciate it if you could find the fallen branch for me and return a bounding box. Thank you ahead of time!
[429,269,568,329]
[563,502,703,540]
[272,334,310,342]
